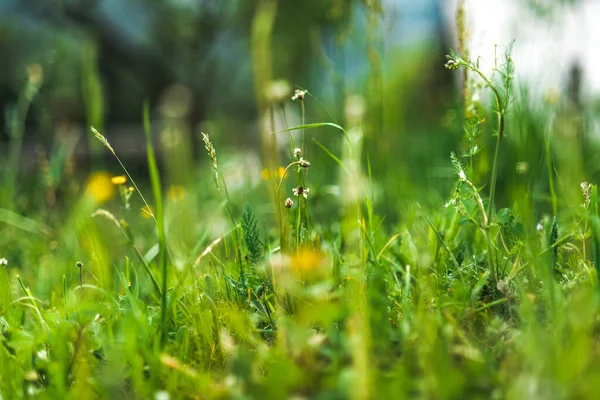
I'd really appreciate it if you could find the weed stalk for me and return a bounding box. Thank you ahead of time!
[445,48,513,282]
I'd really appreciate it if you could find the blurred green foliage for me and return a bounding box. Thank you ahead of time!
[1,1,600,399]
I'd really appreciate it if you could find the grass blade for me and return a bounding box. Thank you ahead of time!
[273,122,350,144]
[142,101,169,348]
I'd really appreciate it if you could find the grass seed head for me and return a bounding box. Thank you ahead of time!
[581,182,592,208]
[90,126,115,154]
[201,132,220,190]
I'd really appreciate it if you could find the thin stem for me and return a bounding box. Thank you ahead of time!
[62,275,68,319]
[296,196,302,249]
[460,60,507,282]
[220,175,244,287]
[485,124,502,282]
[142,104,169,349]
[461,180,488,228]
[583,211,589,263]
[545,136,558,215]
[485,231,498,282]
[418,203,461,270]
[297,99,309,234]
[301,100,306,154]
[469,66,504,117]
[296,87,338,124]
[487,131,502,220]
[276,161,302,251]
[92,127,178,270]
[280,105,296,156]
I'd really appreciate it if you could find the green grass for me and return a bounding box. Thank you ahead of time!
[2,41,600,399]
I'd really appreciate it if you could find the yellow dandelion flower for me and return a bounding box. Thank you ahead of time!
[85,172,115,203]
[277,166,286,179]
[168,185,185,202]
[141,205,155,219]
[260,168,270,181]
[291,248,326,276]
[261,167,286,181]
[111,175,127,185]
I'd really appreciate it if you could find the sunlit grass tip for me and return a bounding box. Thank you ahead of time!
[201,132,220,190]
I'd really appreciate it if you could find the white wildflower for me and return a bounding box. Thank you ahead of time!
[293,186,310,199]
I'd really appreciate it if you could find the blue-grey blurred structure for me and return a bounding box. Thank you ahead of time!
[0,0,451,146]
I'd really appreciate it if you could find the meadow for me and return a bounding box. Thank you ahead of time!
[2,4,600,399]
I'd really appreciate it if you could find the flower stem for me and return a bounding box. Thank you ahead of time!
[484,113,503,282]
[487,130,502,220]
[276,161,302,251]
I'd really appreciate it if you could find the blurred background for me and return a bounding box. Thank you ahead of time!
[1,0,599,224]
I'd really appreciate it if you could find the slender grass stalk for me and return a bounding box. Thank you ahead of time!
[365,142,375,235]
[377,232,402,260]
[487,132,502,220]
[16,276,48,330]
[295,196,303,249]
[90,125,179,284]
[418,203,460,269]
[62,274,68,319]
[201,131,244,294]
[273,122,350,145]
[485,234,498,283]
[141,102,169,348]
[90,127,154,220]
[77,261,83,297]
[219,168,245,291]
[276,161,303,250]
[301,98,306,155]
[485,103,505,282]
[296,86,339,124]
[475,297,507,312]
[545,135,558,215]
[312,138,350,174]
[280,106,297,156]
[92,210,162,297]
